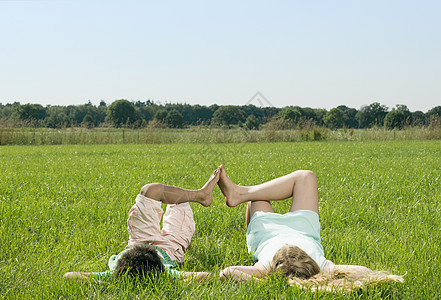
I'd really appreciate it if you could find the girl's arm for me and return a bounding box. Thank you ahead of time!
[322,260,372,275]
[219,261,269,282]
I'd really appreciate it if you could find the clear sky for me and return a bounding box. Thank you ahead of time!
[1,0,440,112]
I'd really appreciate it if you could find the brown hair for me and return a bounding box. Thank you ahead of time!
[115,244,164,278]
[271,245,321,279]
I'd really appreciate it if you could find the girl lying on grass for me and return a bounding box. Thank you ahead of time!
[217,166,404,292]
[64,167,221,281]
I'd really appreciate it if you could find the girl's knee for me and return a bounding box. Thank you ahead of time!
[294,170,317,181]
[302,170,317,181]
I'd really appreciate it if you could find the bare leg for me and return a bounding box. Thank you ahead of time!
[218,166,319,213]
[245,201,274,227]
[140,167,220,207]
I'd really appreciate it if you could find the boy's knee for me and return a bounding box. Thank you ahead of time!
[140,183,162,199]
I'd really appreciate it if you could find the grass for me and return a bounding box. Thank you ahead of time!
[1,140,440,299]
[1,125,441,145]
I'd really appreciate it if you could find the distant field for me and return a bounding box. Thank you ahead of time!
[1,141,440,299]
[1,126,441,145]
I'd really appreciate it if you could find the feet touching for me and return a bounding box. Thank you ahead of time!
[198,167,221,207]
[170,165,241,207]
[217,165,244,207]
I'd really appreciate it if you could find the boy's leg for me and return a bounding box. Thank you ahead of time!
[218,166,319,214]
[139,168,220,207]
[159,203,196,262]
[126,194,165,248]
[130,169,220,261]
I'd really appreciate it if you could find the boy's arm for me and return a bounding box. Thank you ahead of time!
[64,270,112,281]
[219,261,269,282]
[63,272,93,279]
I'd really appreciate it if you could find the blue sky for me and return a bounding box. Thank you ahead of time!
[1,0,440,112]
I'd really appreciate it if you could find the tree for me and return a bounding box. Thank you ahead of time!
[426,106,441,120]
[298,107,316,123]
[212,106,246,126]
[245,114,260,130]
[323,108,346,129]
[241,104,264,121]
[138,105,153,123]
[154,109,168,122]
[411,111,425,125]
[165,103,195,125]
[278,107,301,122]
[82,114,95,128]
[394,104,411,125]
[191,104,213,125]
[45,106,70,128]
[426,106,441,127]
[97,104,108,125]
[166,109,184,128]
[209,104,219,113]
[370,102,389,126]
[313,109,327,126]
[68,103,98,125]
[18,104,46,122]
[355,102,388,128]
[384,109,405,129]
[261,106,281,121]
[337,105,358,128]
[3,102,21,120]
[105,99,140,127]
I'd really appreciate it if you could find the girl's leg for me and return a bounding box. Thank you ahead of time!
[140,168,220,207]
[245,201,274,227]
[218,166,319,214]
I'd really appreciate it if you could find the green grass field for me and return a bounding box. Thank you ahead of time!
[1,140,440,299]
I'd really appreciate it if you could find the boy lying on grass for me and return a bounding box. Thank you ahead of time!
[64,167,221,281]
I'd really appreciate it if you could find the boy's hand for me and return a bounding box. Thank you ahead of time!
[63,272,93,279]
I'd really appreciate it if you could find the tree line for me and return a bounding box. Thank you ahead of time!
[0,100,440,130]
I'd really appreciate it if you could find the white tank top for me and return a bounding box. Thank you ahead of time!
[246,210,327,270]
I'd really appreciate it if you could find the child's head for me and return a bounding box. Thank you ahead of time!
[115,244,164,278]
[271,245,320,279]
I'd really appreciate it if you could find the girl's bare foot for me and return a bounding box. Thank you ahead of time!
[217,165,243,207]
[198,167,220,207]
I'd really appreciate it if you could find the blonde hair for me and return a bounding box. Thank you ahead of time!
[271,245,404,293]
[271,245,320,279]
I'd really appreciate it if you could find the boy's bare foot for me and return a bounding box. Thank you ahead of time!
[198,167,220,207]
[217,165,243,207]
